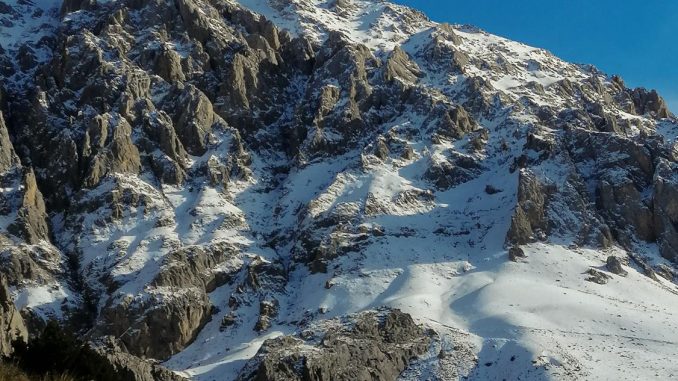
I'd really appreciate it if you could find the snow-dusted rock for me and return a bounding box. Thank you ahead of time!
[238,309,432,381]
[0,275,27,357]
[0,0,676,380]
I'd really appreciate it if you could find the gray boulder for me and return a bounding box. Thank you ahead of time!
[509,246,527,262]
[82,114,142,187]
[606,256,628,276]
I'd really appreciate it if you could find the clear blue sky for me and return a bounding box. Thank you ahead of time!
[393,0,678,113]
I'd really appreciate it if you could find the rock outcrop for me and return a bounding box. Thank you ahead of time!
[238,309,432,381]
[0,112,18,173]
[0,0,676,379]
[606,256,628,276]
[653,160,678,261]
[96,339,189,381]
[100,288,213,360]
[7,169,50,244]
[0,276,27,357]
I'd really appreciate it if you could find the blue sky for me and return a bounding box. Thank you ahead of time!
[393,0,678,113]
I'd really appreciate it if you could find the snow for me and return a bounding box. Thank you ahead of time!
[289,240,678,379]
[2,0,677,379]
[157,15,677,372]
[162,62,677,380]
[0,0,61,88]
[0,0,60,55]
[233,0,432,54]
[13,284,70,320]
[657,120,678,146]
[166,144,678,379]
[0,1,59,48]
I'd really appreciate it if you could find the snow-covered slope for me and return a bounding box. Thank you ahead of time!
[0,0,60,50]
[232,0,431,50]
[0,0,677,380]
[0,0,60,86]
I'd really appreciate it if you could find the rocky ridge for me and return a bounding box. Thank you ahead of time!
[0,0,677,380]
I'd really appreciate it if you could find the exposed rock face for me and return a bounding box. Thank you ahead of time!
[95,339,189,381]
[153,243,242,291]
[0,0,676,379]
[60,0,94,15]
[631,88,671,119]
[94,242,243,360]
[0,276,27,357]
[164,84,219,155]
[100,288,213,360]
[253,299,278,332]
[384,46,421,83]
[0,112,19,173]
[82,114,142,188]
[238,309,432,381]
[596,176,655,242]
[7,169,50,244]
[653,160,678,261]
[423,152,483,190]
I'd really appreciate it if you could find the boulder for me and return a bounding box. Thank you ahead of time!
[508,246,527,262]
[606,256,627,276]
[585,268,611,285]
[384,46,421,83]
[165,84,218,155]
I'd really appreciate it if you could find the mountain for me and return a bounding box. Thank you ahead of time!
[1,0,677,380]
